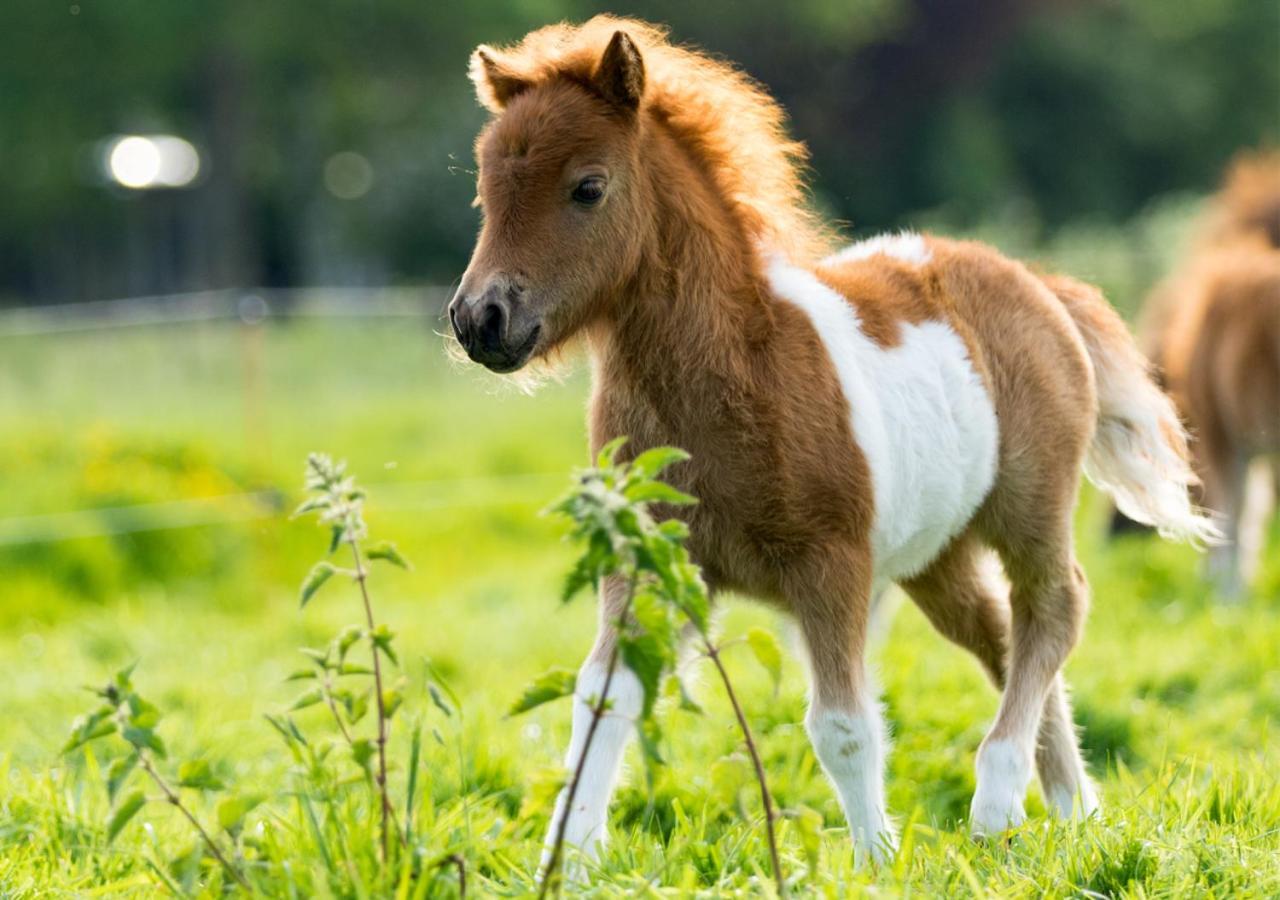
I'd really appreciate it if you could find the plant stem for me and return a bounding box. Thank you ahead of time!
[350,538,393,866]
[136,752,250,890]
[322,676,357,746]
[705,642,785,896]
[538,576,637,899]
[435,853,467,898]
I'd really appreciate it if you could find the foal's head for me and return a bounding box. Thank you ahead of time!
[449,31,650,373]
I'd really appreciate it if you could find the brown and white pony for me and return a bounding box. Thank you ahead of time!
[447,17,1217,872]
[1136,152,1280,596]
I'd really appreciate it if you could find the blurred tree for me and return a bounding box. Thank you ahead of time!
[0,0,1275,303]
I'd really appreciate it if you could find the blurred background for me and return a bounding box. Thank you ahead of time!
[1,0,1277,305]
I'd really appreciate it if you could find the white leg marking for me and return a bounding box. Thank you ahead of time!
[807,706,896,864]
[970,738,1032,836]
[540,660,642,878]
[1047,777,1100,821]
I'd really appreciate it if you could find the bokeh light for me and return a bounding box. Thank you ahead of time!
[105,135,201,190]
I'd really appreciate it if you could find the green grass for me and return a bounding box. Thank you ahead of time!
[0,314,1277,897]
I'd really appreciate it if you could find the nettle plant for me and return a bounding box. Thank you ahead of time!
[63,665,254,891]
[281,452,411,864]
[514,439,787,896]
[270,453,465,892]
[64,453,463,896]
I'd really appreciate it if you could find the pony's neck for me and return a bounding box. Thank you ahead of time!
[592,126,776,399]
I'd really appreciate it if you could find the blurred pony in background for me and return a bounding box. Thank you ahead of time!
[1133,151,1280,597]
[449,16,1219,874]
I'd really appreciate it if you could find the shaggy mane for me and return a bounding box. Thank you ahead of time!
[472,16,835,261]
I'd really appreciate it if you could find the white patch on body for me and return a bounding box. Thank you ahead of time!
[824,231,933,267]
[970,738,1032,836]
[540,661,642,877]
[766,257,999,581]
[806,706,896,863]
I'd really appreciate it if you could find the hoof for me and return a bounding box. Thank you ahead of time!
[969,788,1027,838]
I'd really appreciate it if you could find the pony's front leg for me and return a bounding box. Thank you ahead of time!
[540,575,643,880]
[796,559,896,867]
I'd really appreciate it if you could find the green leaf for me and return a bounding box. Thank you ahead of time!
[405,724,422,840]
[285,668,318,682]
[790,805,825,871]
[346,689,371,725]
[113,663,138,694]
[339,663,373,676]
[336,625,364,660]
[299,646,329,663]
[264,714,308,751]
[746,627,784,693]
[177,759,225,791]
[126,694,162,729]
[367,541,411,570]
[289,688,324,711]
[328,525,344,555]
[291,496,328,519]
[106,753,139,801]
[63,709,117,754]
[619,632,668,719]
[107,789,147,842]
[595,436,629,468]
[350,738,376,774]
[216,793,265,833]
[381,687,404,720]
[300,562,337,608]
[657,519,690,541]
[629,446,690,479]
[427,683,453,718]
[665,674,704,715]
[637,715,665,772]
[122,726,166,759]
[508,668,577,716]
[623,481,697,506]
[371,625,398,665]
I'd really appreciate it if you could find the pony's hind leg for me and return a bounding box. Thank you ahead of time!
[967,508,1091,837]
[794,553,896,865]
[540,575,643,878]
[900,534,1098,822]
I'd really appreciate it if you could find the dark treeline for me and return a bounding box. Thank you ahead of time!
[0,0,1275,304]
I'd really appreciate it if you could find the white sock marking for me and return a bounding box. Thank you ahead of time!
[806,706,896,864]
[540,660,642,875]
[971,738,1031,836]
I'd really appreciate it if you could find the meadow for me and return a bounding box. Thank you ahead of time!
[0,247,1277,895]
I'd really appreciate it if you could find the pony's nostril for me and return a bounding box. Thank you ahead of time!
[477,300,506,348]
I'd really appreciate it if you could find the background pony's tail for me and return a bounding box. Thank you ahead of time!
[1039,273,1223,545]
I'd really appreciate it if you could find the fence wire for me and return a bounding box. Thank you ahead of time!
[0,287,572,547]
[0,286,451,337]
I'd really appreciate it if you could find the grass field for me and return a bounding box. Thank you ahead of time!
[1,298,1277,897]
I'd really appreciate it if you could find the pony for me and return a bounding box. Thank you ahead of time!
[447,16,1217,872]
[1133,152,1280,596]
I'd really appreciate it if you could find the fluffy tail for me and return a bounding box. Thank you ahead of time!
[1040,274,1222,545]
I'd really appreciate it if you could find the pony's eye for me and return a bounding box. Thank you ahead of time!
[571,177,606,205]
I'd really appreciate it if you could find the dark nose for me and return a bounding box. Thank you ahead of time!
[448,277,522,356]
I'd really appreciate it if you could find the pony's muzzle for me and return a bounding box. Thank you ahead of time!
[448,277,539,373]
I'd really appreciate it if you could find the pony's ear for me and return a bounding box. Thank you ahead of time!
[469,45,530,111]
[593,31,645,112]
